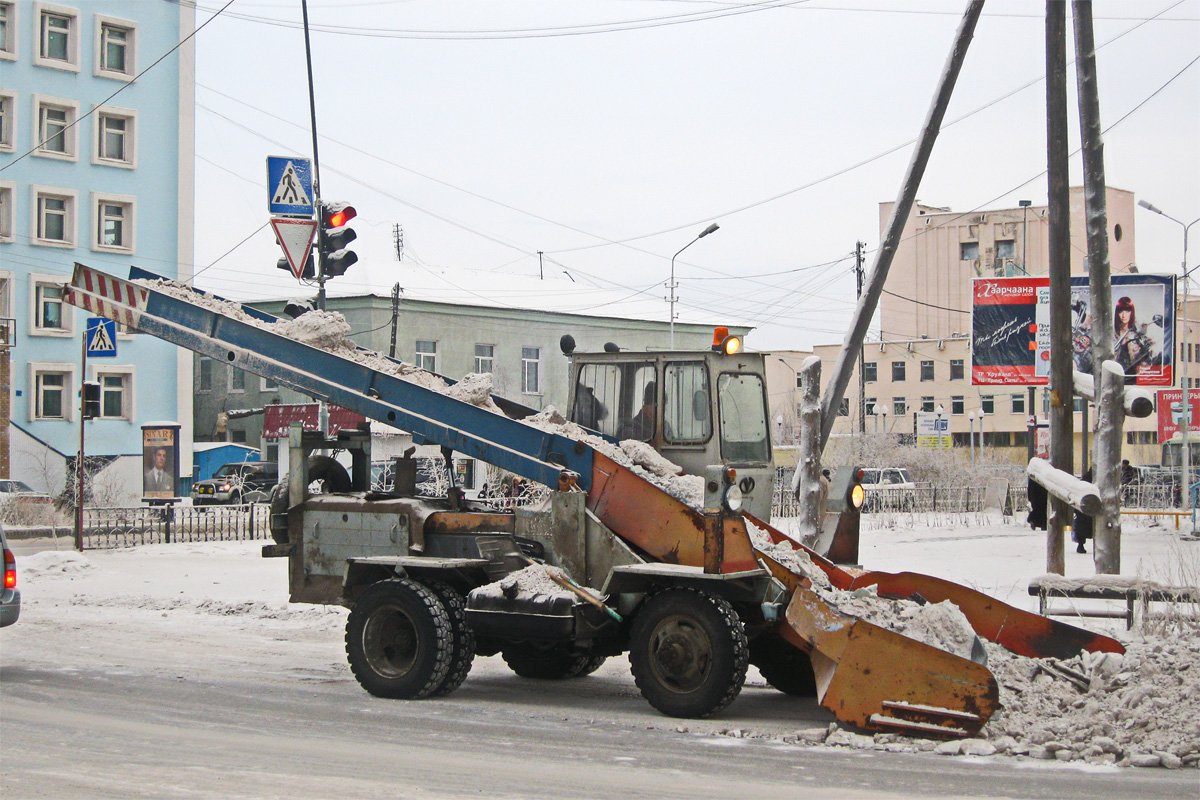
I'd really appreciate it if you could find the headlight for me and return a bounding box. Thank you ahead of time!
[850,484,865,509]
[723,484,744,513]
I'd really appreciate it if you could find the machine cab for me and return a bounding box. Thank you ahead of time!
[564,334,774,520]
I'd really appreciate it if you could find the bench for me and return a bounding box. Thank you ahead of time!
[1028,576,1199,630]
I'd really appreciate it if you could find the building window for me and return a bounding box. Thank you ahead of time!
[34,187,78,246]
[961,242,979,261]
[1011,393,1026,414]
[261,375,278,392]
[34,96,78,158]
[864,397,877,416]
[893,397,906,417]
[892,361,906,382]
[415,340,436,372]
[522,347,540,394]
[863,361,877,382]
[32,279,70,334]
[996,240,1016,258]
[0,182,13,242]
[94,108,135,167]
[92,193,135,252]
[231,429,248,444]
[474,344,494,374]
[921,396,935,413]
[0,2,17,60]
[951,396,964,415]
[0,91,14,151]
[837,398,849,417]
[920,360,934,381]
[950,359,964,380]
[37,5,78,69]
[97,371,130,419]
[95,15,135,79]
[795,374,803,389]
[198,357,213,393]
[30,364,73,420]
[981,395,995,415]
[983,432,1010,448]
[229,367,246,393]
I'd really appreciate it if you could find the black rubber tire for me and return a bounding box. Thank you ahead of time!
[345,579,452,699]
[268,482,289,545]
[578,653,608,677]
[501,642,595,679]
[308,455,352,493]
[748,633,818,697]
[629,588,748,718]
[420,578,476,697]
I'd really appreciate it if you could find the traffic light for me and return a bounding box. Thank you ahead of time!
[277,254,315,280]
[319,201,358,278]
[82,381,101,419]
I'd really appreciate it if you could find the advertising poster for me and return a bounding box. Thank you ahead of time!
[974,275,1175,387]
[971,278,1042,385]
[1156,389,1200,442]
[142,425,180,500]
[915,412,951,449]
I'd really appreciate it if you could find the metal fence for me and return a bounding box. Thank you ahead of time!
[81,504,270,549]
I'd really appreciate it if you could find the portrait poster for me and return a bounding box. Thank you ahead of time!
[142,425,180,500]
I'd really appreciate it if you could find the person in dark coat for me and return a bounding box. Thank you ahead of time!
[1073,468,1094,554]
[1027,477,1048,531]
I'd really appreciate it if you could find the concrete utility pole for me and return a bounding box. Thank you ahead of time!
[1044,1,1072,575]
[856,241,866,436]
[1074,0,1123,574]
[820,0,985,448]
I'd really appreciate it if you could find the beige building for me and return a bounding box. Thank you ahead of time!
[767,186,1192,467]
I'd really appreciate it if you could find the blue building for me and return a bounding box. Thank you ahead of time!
[1,1,195,502]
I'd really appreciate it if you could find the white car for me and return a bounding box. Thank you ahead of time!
[859,467,917,512]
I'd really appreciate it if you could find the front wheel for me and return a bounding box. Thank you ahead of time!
[345,579,453,699]
[629,588,748,718]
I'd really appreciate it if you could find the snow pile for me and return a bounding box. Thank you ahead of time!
[497,564,576,598]
[980,638,1200,767]
[19,550,93,576]
[446,372,504,413]
[272,309,351,351]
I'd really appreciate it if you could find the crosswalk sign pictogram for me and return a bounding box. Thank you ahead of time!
[267,156,315,217]
[86,318,117,358]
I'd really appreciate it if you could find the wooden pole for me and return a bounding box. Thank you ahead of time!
[1044,1,1072,575]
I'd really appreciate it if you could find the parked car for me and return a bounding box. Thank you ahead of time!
[1,525,20,627]
[0,479,53,506]
[191,462,278,506]
[859,467,917,512]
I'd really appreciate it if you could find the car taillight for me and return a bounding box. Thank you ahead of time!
[3,548,15,590]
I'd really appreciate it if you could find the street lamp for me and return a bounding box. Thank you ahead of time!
[1139,199,1200,512]
[968,410,977,466]
[1019,199,1032,274]
[880,405,889,435]
[669,223,720,349]
[935,404,945,452]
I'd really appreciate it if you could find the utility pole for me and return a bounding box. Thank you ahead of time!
[1045,1,1072,576]
[388,283,401,359]
[856,241,866,436]
[538,251,544,280]
[300,0,326,310]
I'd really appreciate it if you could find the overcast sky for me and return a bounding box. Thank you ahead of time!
[190,0,1199,351]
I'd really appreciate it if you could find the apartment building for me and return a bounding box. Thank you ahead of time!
[1,2,195,500]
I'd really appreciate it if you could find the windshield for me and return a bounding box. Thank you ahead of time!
[0,480,35,493]
[716,373,770,463]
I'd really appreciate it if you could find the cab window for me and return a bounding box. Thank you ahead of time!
[572,361,656,441]
[717,373,770,463]
[663,361,711,444]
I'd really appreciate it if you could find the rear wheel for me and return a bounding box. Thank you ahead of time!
[420,578,476,696]
[629,588,748,718]
[749,633,817,696]
[501,642,596,679]
[345,579,452,699]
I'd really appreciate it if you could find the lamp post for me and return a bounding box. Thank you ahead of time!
[935,404,945,453]
[968,411,977,466]
[1139,199,1200,512]
[669,223,720,349]
[1019,199,1032,274]
[881,406,889,435]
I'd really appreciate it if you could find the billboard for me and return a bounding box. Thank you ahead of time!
[915,412,951,449]
[142,424,180,501]
[1156,389,1200,442]
[973,274,1175,387]
[262,403,368,440]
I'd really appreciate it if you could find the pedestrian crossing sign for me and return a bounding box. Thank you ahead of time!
[87,317,117,358]
[267,155,315,217]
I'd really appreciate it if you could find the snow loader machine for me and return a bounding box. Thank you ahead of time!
[65,263,1123,738]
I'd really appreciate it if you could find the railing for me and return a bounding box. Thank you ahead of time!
[81,504,270,549]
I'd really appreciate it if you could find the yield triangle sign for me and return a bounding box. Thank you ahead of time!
[270,217,318,279]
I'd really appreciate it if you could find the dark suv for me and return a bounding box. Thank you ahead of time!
[191,462,278,506]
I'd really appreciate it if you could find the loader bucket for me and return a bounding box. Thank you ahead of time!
[779,583,998,738]
[745,511,1125,660]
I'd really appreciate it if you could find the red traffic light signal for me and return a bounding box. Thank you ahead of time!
[323,203,356,229]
